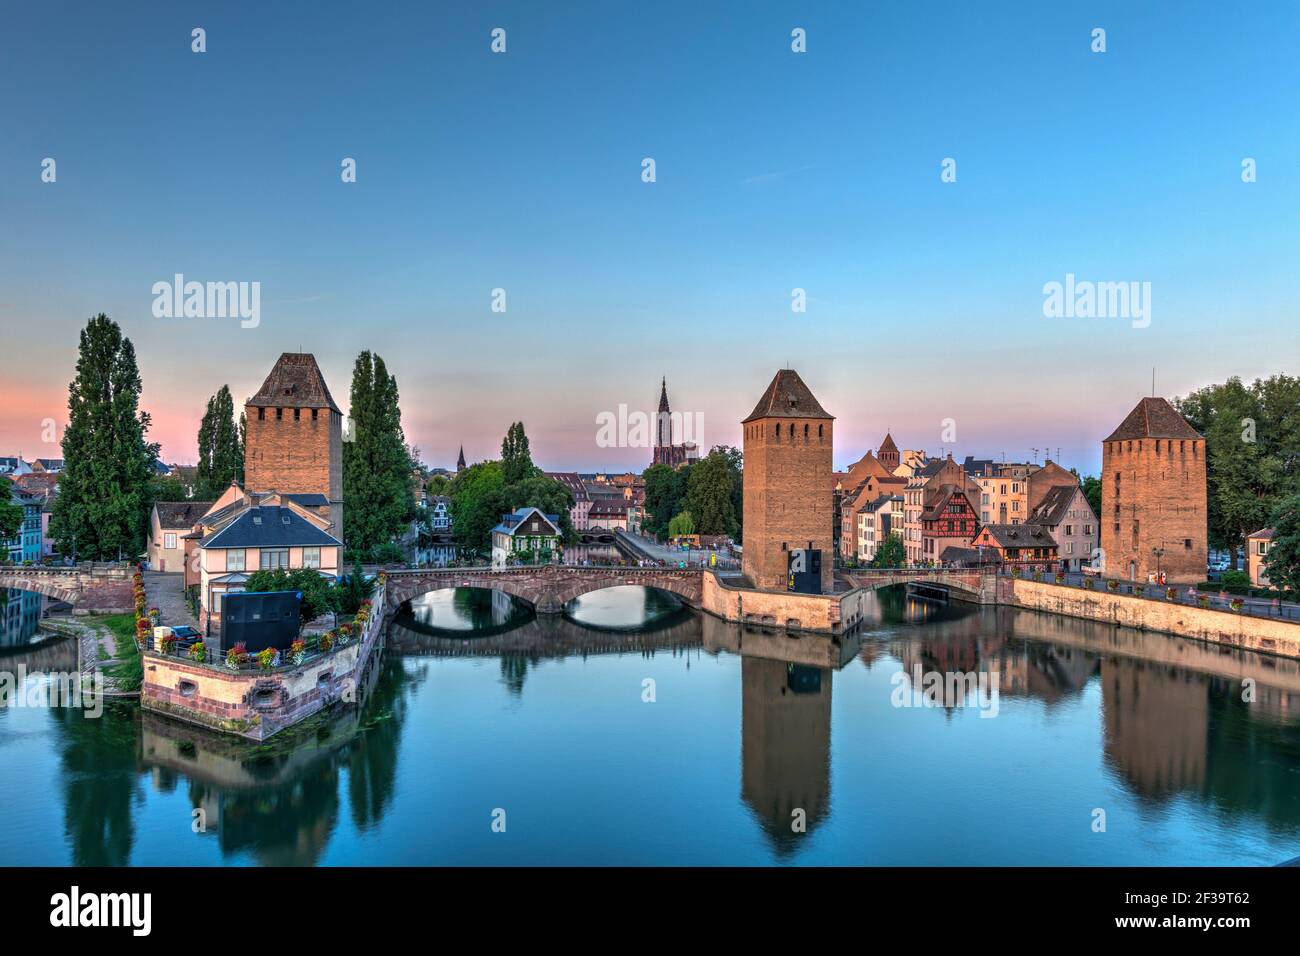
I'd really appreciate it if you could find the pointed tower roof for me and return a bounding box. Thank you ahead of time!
[457,445,466,469]
[658,377,670,413]
[248,353,340,412]
[879,432,899,456]
[1104,397,1202,442]
[742,369,833,422]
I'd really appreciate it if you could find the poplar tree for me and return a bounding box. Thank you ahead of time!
[342,351,415,557]
[500,422,533,485]
[51,314,159,560]
[195,384,244,498]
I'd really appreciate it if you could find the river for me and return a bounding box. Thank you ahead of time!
[0,584,1298,865]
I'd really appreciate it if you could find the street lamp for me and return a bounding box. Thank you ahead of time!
[1152,544,1166,585]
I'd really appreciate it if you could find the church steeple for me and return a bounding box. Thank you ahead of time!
[658,377,670,414]
[456,445,466,472]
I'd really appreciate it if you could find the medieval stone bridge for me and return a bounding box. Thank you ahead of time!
[0,564,134,613]
[842,568,1002,605]
[383,564,704,615]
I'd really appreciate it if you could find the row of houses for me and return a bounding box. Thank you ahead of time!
[544,471,644,534]
[834,433,1098,572]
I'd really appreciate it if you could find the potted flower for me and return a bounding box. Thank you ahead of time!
[1011,567,1021,579]
[160,633,177,655]
[1055,572,1065,584]
[1198,595,1211,609]
[1083,577,1095,590]
[225,641,248,670]
[1230,597,1245,612]
[290,638,307,666]
[1106,579,1119,592]
[256,647,276,670]
[318,630,334,652]
[1166,587,1177,602]
[148,607,160,624]
[189,641,206,663]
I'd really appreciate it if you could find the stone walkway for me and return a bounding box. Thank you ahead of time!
[143,570,199,630]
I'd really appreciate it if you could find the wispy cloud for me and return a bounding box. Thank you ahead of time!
[741,165,813,187]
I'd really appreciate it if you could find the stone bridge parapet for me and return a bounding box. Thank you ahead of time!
[0,563,135,613]
[383,564,705,615]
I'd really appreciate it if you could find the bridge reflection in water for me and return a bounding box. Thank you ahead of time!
[17,581,1300,865]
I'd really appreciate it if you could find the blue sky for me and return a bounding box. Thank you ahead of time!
[1,1,1296,474]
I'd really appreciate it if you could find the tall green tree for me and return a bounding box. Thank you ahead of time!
[50,314,158,560]
[711,444,744,543]
[195,384,244,498]
[1263,494,1300,596]
[686,449,737,536]
[667,511,695,537]
[342,352,415,558]
[643,463,688,538]
[500,422,533,485]
[449,461,508,551]
[1176,375,1300,567]
[0,479,24,543]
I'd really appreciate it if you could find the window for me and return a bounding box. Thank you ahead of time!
[1184,538,1192,549]
[258,407,265,420]
[312,408,319,421]
[164,533,177,550]
[303,547,321,569]
[260,548,289,570]
[227,549,246,571]
[276,407,283,420]
[294,408,301,421]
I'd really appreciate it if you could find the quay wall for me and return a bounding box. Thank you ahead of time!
[140,584,386,740]
[1010,578,1300,658]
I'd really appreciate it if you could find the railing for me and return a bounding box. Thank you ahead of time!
[149,585,388,672]
[1005,569,1300,623]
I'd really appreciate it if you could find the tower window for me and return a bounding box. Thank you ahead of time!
[257,407,265,421]
[312,408,318,421]
[276,408,283,421]
[294,408,300,421]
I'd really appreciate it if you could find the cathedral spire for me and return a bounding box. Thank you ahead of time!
[457,445,466,472]
[658,376,670,413]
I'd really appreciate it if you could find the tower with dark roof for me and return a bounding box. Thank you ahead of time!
[652,377,696,468]
[741,369,834,592]
[243,353,344,534]
[1101,396,1207,584]
[457,446,466,472]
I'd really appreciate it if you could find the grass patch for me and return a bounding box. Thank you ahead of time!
[88,613,143,693]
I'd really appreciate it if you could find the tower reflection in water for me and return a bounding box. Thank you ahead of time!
[111,583,1300,864]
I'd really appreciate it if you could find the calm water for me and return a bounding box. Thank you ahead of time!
[1,584,1299,866]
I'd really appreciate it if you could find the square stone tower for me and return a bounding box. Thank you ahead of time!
[742,369,834,592]
[1101,397,1207,584]
[244,353,344,534]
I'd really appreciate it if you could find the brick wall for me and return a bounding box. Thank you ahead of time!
[742,417,834,592]
[1101,436,1207,584]
[244,404,342,525]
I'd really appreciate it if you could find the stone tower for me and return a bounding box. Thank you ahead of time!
[457,445,466,472]
[1101,397,1207,584]
[244,353,344,534]
[742,369,834,592]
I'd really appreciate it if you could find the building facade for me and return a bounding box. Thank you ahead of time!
[651,378,699,469]
[1101,397,1208,584]
[1027,484,1098,572]
[1247,528,1273,589]
[741,370,834,593]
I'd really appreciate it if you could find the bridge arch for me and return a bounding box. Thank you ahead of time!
[0,573,80,606]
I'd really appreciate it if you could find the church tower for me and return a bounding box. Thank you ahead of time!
[877,432,900,471]
[457,445,466,472]
[243,353,344,534]
[741,369,834,593]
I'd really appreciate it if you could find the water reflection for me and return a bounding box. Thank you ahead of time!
[0,587,46,648]
[2,583,1299,864]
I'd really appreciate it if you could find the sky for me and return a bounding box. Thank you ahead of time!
[1,1,1297,476]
